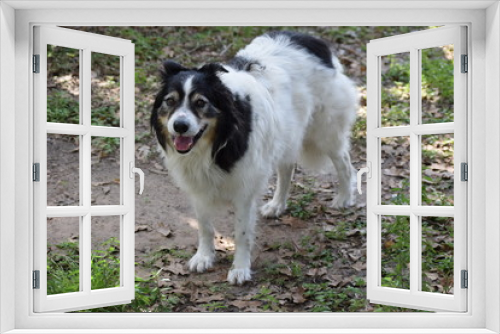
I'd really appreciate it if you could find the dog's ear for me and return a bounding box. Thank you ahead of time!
[161,60,188,80]
[199,63,228,77]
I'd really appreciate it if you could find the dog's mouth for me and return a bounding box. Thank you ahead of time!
[172,125,208,154]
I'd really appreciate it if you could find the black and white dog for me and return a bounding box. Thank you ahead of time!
[151,31,358,284]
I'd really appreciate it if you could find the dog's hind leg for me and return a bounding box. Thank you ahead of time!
[329,148,356,209]
[260,163,294,218]
[188,201,216,273]
[228,199,257,285]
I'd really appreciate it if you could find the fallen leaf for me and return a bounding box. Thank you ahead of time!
[280,216,308,229]
[92,181,113,187]
[135,225,152,232]
[306,267,328,277]
[425,272,440,281]
[278,267,293,276]
[157,227,172,238]
[352,261,366,271]
[325,274,343,287]
[291,286,307,304]
[102,186,111,195]
[230,300,263,310]
[276,292,292,303]
[346,229,363,237]
[279,248,295,258]
[196,294,225,304]
[348,249,363,261]
[163,47,175,57]
[164,262,189,276]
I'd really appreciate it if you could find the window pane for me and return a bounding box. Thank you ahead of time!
[380,52,410,127]
[421,134,454,206]
[91,216,121,290]
[91,136,121,206]
[91,52,121,127]
[421,45,454,124]
[47,134,80,206]
[421,217,454,294]
[47,45,80,124]
[381,137,410,205]
[47,217,80,295]
[381,215,410,290]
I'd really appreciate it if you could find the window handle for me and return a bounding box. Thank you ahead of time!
[129,162,144,195]
[357,162,371,195]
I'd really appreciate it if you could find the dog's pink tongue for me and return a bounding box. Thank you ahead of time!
[174,136,193,152]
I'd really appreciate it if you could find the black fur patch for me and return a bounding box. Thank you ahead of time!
[228,56,261,72]
[267,31,334,69]
[151,60,252,172]
[211,93,252,172]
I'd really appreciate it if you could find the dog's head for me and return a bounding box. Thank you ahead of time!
[151,61,231,155]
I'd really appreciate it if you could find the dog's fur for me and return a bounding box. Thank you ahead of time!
[151,31,358,284]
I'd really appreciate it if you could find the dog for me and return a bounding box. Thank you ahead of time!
[151,31,358,285]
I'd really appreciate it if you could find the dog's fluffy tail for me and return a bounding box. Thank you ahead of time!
[332,54,344,74]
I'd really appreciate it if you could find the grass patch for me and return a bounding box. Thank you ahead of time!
[47,238,179,312]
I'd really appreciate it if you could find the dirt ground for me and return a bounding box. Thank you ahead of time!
[47,131,371,312]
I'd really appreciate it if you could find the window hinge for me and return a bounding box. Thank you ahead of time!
[33,270,40,289]
[33,163,40,182]
[33,54,40,73]
[461,162,468,181]
[461,54,468,73]
[461,270,468,289]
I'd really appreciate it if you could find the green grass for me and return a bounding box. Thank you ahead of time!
[287,190,316,219]
[47,238,179,312]
[47,238,122,295]
[382,179,455,294]
[252,286,280,311]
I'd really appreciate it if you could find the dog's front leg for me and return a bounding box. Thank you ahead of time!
[227,199,256,285]
[188,201,216,273]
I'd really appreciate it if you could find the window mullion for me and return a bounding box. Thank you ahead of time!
[409,47,421,294]
[81,48,92,294]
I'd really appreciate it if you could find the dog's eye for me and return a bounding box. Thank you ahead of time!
[195,99,207,108]
[165,98,176,107]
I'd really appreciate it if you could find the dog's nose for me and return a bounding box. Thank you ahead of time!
[173,118,190,134]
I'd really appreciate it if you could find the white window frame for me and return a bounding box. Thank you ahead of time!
[1,1,499,333]
[366,26,468,312]
[33,25,136,313]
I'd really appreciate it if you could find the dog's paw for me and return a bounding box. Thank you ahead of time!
[188,251,215,273]
[227,267,252,285]
[260,201,286,218]
[331,194,355,209]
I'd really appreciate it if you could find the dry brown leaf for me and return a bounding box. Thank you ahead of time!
[91,181,113,187]
[278,267,293,276]
[231,300,263,310]
[306,267,328,277]
[278,249,295,258]
[280,216,308,229]
[165,262,189,276]
[425,272,440,281]
[157,227,172,238]
[326,274,343,287]
[276,292,292,303]
[196,294,225,304]
[291,286,307,304]
[348,249,363,261]
[352,261,366,271]
[135,225,152,232]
